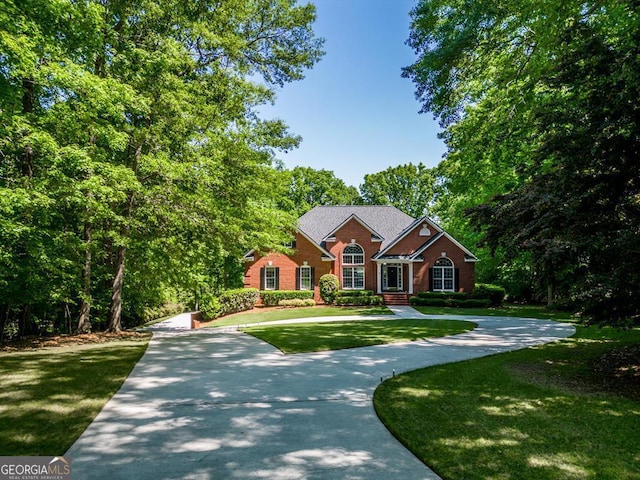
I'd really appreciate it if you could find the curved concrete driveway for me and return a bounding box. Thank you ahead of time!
[67,307,574,479]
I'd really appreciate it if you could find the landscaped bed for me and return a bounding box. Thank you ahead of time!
[242,318,476,353]
[374,324,640,480]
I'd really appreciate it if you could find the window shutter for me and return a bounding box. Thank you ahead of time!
[310,267,315,288]
[275,267,280,290]
[455,268,460,292]
[295,267,301,290]
[292,240,297,248]
[260,267,265,290]
[428,267,434,292]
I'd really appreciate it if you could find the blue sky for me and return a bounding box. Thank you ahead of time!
[260,0,446,188]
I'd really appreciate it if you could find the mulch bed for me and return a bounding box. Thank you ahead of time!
[0,331,152,352]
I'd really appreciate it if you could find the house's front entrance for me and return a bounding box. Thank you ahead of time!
[382,264,403,291]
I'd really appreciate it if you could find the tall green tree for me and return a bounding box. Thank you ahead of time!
[360,163,436,218]
[405,0,640,323]
[281,166,361,216]
[0,0,324,336]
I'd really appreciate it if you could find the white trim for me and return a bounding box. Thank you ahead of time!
[322,214,385,243]
[299,265,312,291]
[375,216,442,258]
[408,262,414,294]
[296,229,336,260]
[264,266,278,290]
[382,263,403,291]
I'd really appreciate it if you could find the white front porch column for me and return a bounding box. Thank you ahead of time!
[376,262,382,294]
[408,262,414,294]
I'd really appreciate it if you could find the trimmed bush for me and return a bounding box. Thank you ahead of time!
[278,298,316,307]
[336,290,374,298]
[201,288,259,320]
[410,296,491,308]
[335,295,384,306]
[260,290,314,307]
[416,291,469,300]
[200,295,221,320]
[472,283,506,307]
[219,288,260,316]
[142,302,184,322]
[319,274,340,304]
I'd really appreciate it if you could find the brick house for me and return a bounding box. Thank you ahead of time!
[243,205,477,304]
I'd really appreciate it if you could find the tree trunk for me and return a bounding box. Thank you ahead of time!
[0,304,9,344]
[547,279,555,308]
[18,304,32,338]
[107,244,126,333]
[77,219,92,333]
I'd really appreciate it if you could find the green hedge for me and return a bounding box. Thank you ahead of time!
[335,295,384,306]
[260,290,314,307]
[319,274,340,304]
[472,283,506,307]
[410,297,491,308]
[336,290,374,298]
[416,291,469,300]
[278,299,316,307]
[201,288,259,320]
[142,302,184,322]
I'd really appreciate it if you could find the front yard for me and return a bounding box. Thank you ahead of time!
[374,323,640,479]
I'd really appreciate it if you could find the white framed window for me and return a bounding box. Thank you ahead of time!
[264,266,278,290]
[299,266,312,290]
[432,257,454,292]
[343,267,365,289]
[342,244,364,265]
[342,244,365,289]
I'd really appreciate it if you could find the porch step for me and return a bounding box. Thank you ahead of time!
[382,293,410,306]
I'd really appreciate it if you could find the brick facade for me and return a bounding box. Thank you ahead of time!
[243,206,476,303]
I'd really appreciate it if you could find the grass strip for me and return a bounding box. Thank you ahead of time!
[413,303,576,321]
[374,325,640,480]
[242,318,475,354]
[0,337,150,455]
[209,305,391,327]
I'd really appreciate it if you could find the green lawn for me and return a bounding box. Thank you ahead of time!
[413,303,576,321]
[0,337,150,455]
[374,325,640,480]
[242,318,476,353]
[208,305,391,327]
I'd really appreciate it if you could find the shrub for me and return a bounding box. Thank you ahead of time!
[472,283,506,307]
[219,288,260,316]
[336,290,374,298]
[410,296,491,308]
[278,298,316,307]
[200,288,259,320]
[335,295,384,306]
[260,290,314,307]
[319,274,340,304]
[200,295,221,320]
[142,302,184,322]
[416,291,468,300]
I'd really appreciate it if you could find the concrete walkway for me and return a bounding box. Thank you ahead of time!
[67,307,575,479]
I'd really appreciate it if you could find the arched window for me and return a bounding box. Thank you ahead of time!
[342,244,364,265]
[432,257,454,292]
[342,244,365,289]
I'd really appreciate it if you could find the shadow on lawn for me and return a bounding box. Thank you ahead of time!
[0,340,149,455]
[374,332,640,480]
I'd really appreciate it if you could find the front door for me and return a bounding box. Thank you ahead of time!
[383,264,403,291]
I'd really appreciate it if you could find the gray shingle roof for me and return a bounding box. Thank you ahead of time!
[297,205,415,251]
